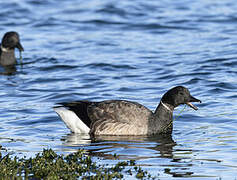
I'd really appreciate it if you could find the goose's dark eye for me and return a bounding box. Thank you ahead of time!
[179,92,184,96]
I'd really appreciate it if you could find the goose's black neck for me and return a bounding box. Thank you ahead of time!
[148,102,174,135]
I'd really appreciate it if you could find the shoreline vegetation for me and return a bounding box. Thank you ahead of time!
[0,145,157,179]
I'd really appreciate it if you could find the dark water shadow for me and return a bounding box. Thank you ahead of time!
[61,133,177,160]
[90,134,176,160]
[0,65,17,75]
[61,133,198,177]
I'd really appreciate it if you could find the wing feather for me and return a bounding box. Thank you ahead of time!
[88,100,152,135]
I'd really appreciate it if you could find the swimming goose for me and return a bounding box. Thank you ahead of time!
[0,31,24,66]
[54,86,201,136]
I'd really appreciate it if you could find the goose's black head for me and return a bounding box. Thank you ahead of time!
[1,31,24,52]
[161,86,201,110]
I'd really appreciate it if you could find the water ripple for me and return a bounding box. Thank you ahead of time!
[0,0,236,179]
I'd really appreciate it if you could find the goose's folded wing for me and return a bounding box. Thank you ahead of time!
[88,100,152,126]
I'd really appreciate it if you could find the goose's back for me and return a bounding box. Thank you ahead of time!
[88,100,152,135]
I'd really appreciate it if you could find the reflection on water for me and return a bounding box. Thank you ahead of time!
[61,133,200,178]
[0,65,17,75]
[60,129,237,178]
[62,133,175,160]
[90,134,176,160]
[61,133,91,147]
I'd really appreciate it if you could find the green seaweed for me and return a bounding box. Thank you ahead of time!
[0,148,157,179]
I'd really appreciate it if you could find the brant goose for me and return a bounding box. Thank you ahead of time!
[54,86,201,135]
[0,31,24,66]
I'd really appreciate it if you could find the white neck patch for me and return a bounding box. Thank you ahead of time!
[160,101,172,112]
[1,46,11,52]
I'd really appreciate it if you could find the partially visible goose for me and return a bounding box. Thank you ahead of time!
[54,86,201,136]
[0,31,24,66]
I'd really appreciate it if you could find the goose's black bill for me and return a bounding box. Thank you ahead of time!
[16,42,24,51]
[186,95,201,110]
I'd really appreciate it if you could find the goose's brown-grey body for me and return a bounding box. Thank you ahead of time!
[54,86,201,136]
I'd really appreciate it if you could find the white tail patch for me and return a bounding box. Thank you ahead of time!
[54,107,90,134]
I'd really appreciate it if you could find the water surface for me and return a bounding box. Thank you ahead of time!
[0,0,237,179]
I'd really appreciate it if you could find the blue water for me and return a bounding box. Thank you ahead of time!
[0,0,237,179]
